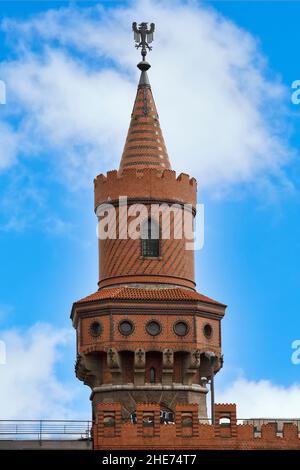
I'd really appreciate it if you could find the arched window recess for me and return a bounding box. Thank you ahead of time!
[149,367,156,384]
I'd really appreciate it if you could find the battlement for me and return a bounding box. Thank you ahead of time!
[93,403,300,450]
[94,168,197,210]
[214,403,236,408]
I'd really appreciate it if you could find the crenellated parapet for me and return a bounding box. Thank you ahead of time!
[94,168,197,210]
[93,402,300,450]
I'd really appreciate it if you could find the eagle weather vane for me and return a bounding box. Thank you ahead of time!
[132,22,155,61]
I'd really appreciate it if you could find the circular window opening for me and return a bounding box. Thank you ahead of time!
[89,321,102,337]
[203,323,213,339]
[119,320,134,336]
[146,320,161,336]
[174,321,189,337]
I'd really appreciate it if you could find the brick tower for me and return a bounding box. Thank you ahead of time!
[71,22,226,422]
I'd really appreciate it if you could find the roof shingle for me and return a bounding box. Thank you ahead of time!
[75,286,225,306]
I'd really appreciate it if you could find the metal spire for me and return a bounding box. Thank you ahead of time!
[132,21,155,87]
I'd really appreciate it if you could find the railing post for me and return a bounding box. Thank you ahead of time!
[39,420,42,445]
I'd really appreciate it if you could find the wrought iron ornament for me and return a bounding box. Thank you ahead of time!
[132,22,155,60]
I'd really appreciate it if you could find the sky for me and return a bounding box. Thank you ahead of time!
[0,0,300,420]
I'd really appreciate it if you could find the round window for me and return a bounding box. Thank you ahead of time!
[203,323,213,339]
[119,320,134,336]
[174,321,189,337]
[146,320,161,336]
[89,321,102,337]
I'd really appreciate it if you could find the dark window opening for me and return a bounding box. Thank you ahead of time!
[174,321,189,337]
[89,321,102,337]
[150,367,156,384]
[141,218,160,257]
[146,320,161,336]
[203,323,213,339]
[119,320,134,336]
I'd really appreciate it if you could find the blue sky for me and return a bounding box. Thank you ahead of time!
[0,0,300,419]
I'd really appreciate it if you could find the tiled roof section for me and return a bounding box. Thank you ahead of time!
[75,287,225,306]
[119,74,171,173]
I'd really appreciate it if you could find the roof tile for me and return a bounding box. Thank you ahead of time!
[75,286,225,306]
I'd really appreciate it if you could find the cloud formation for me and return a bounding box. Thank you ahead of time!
[0,0,294,192]
[218,378,300,418]
[0,323,88,419]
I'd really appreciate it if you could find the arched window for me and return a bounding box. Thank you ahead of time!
[219,417,231,427]
[141,218,160,258]
[150,367,156,384]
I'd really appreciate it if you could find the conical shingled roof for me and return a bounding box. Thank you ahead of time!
[119,62,171,172]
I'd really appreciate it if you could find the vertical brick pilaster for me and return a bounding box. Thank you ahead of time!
[175,404,199,437]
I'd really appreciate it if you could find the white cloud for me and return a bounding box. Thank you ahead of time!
[0,0,295,192]
[0,122,18,170]
[1,52,134,188]
[0,323,89,419]
[218,378,300,418]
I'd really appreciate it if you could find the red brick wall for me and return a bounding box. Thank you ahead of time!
[80,315,110,347]
[196,317,220,349]
[78,310,221,365]
[121,351,134,383]
[98,204,195,289]
[93,403,300,450]
[173,352,185,383]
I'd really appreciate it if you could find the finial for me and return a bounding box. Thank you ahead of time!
[132,22,155,62]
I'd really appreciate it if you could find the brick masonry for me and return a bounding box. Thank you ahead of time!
[70,60,296,448]
[93,403,300,450]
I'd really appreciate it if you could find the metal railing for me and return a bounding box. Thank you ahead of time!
[0,420,92,441]
[241,418,300,437]
[1,417,300,441]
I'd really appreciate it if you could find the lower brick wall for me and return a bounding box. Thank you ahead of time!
[93,403,300,450]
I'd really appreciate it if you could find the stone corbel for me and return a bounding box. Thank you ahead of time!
[76,353,102,388]
[215,354,224,373]
[199,351,223,379]
[183,349,201,385]
[107,348,122,384]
